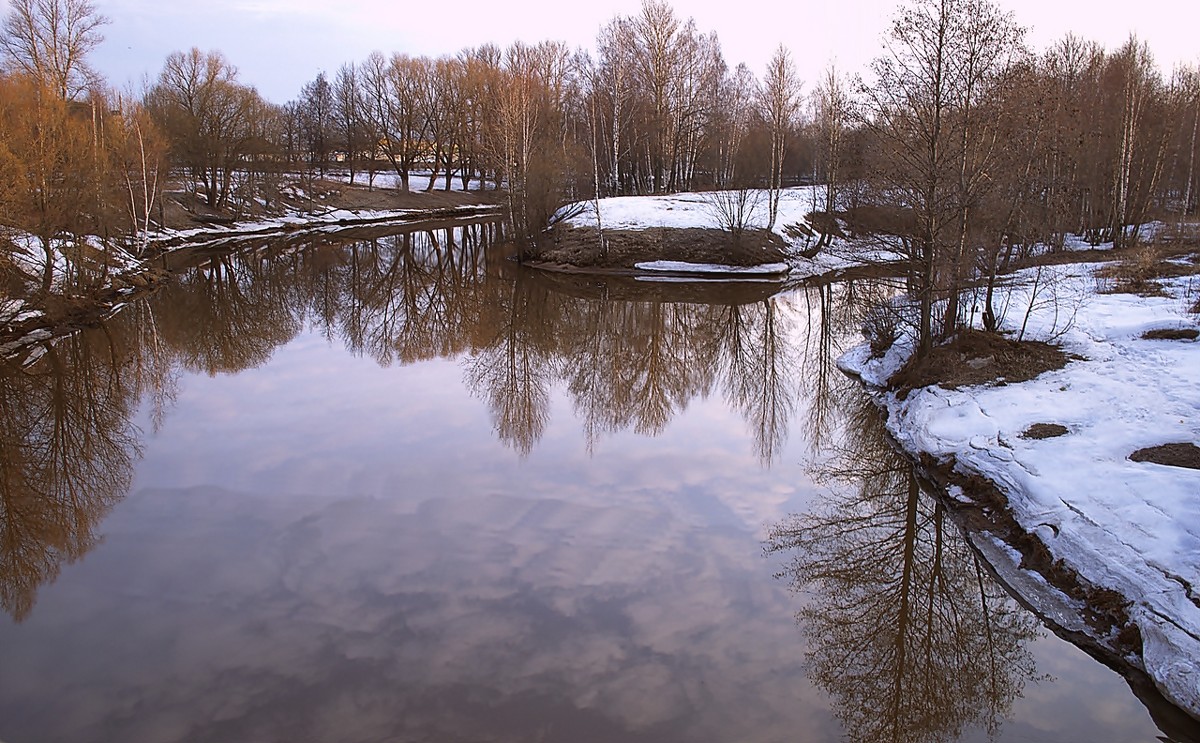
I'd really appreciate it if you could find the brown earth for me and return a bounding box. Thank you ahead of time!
[889,328,1072,395]
[530,225,789,271]
[1130,443,1200,470]
[1142,327,1200,341]
[1021,423,1070,439]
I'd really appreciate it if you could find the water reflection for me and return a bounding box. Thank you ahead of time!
[0,221,1179,742]
[0,321,162,619]
[465,288,828,461]
[162,254,305,374]
[766,390,1042,742]
[1,220,825,620]
[157,223,818,462]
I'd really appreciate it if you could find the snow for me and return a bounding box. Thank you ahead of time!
[556,187,909,280]
[149,204,499,248]
[840,261,1200,717]
[1060,221,1166,252]
[634,260,790,275]
[323,169,495,193]
[560,187,823,239]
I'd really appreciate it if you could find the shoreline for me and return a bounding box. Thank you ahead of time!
[908,444,1200,738]
[0,204,503,363]
[837,256,1200,727]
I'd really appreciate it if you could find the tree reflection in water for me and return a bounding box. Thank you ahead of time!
[465,292,809,461]
[766,391,1043,743]
[0,220,865,621]
[0,321,164,620]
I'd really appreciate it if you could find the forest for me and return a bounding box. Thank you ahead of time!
[1,0,1198,354]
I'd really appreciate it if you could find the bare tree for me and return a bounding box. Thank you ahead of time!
[104,95,167,253]
[332,62,366,185]
[713,62,757,187]
[595,16,635,195]
[420,56,462,191]
[457,44,503,190]
[860,0,1022,356]
[759,45,802,230]
[0,0,107,100]
[1178,66,1200,216]
[812,65,850,247]
[631,0,680,194]
[359,52,430,192]
[297,71,335,177]
[0,72,105,289]
[703,186,762,243]
[145,48,262,209]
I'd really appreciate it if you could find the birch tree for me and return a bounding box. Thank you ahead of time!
[861,0,1022,355]
[631,0,680,194]
[760,45,801,230]
[812,65,850,246]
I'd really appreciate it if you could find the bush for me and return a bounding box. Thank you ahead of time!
[862,304,901,358]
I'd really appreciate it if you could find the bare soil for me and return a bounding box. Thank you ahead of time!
[889,329,1072,394]
[1021,423,1070,439]
[1130,443,1200,470]
[1142,328,1200,341]
[531,225,789,271]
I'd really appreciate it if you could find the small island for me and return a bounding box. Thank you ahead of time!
[527,189,863,279]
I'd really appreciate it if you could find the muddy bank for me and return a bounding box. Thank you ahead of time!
[912,454,1200,741]
[528,224,790,272]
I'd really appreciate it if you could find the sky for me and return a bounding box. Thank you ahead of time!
[7,0,1195,104]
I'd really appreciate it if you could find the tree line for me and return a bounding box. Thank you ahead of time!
[1,0,1197,345]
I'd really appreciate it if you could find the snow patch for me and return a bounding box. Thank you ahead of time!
[634,260,789,276]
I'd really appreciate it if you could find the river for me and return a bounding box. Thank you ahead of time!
[0,220,1182,742]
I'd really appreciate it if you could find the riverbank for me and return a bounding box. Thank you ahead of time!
[838,249,1200,722]
[151,176,501,244]
[536,188,902,279]
[0,180,503,361]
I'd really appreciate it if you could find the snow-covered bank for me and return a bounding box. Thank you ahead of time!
[148,203,501,249]
[1,203,502,361]
[839,261,1200,718]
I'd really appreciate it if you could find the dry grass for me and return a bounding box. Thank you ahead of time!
[1141,327,1199,341]
[890,329,1071,394]
[1095,246,1200,297]
[1096,246,1171,296]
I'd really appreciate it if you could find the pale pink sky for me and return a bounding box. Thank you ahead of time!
[12,0,1194,103]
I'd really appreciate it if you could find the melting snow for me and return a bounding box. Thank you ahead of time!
[841,260,1200,717]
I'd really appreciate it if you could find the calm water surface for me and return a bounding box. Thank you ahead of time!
[0,223,1178,742]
